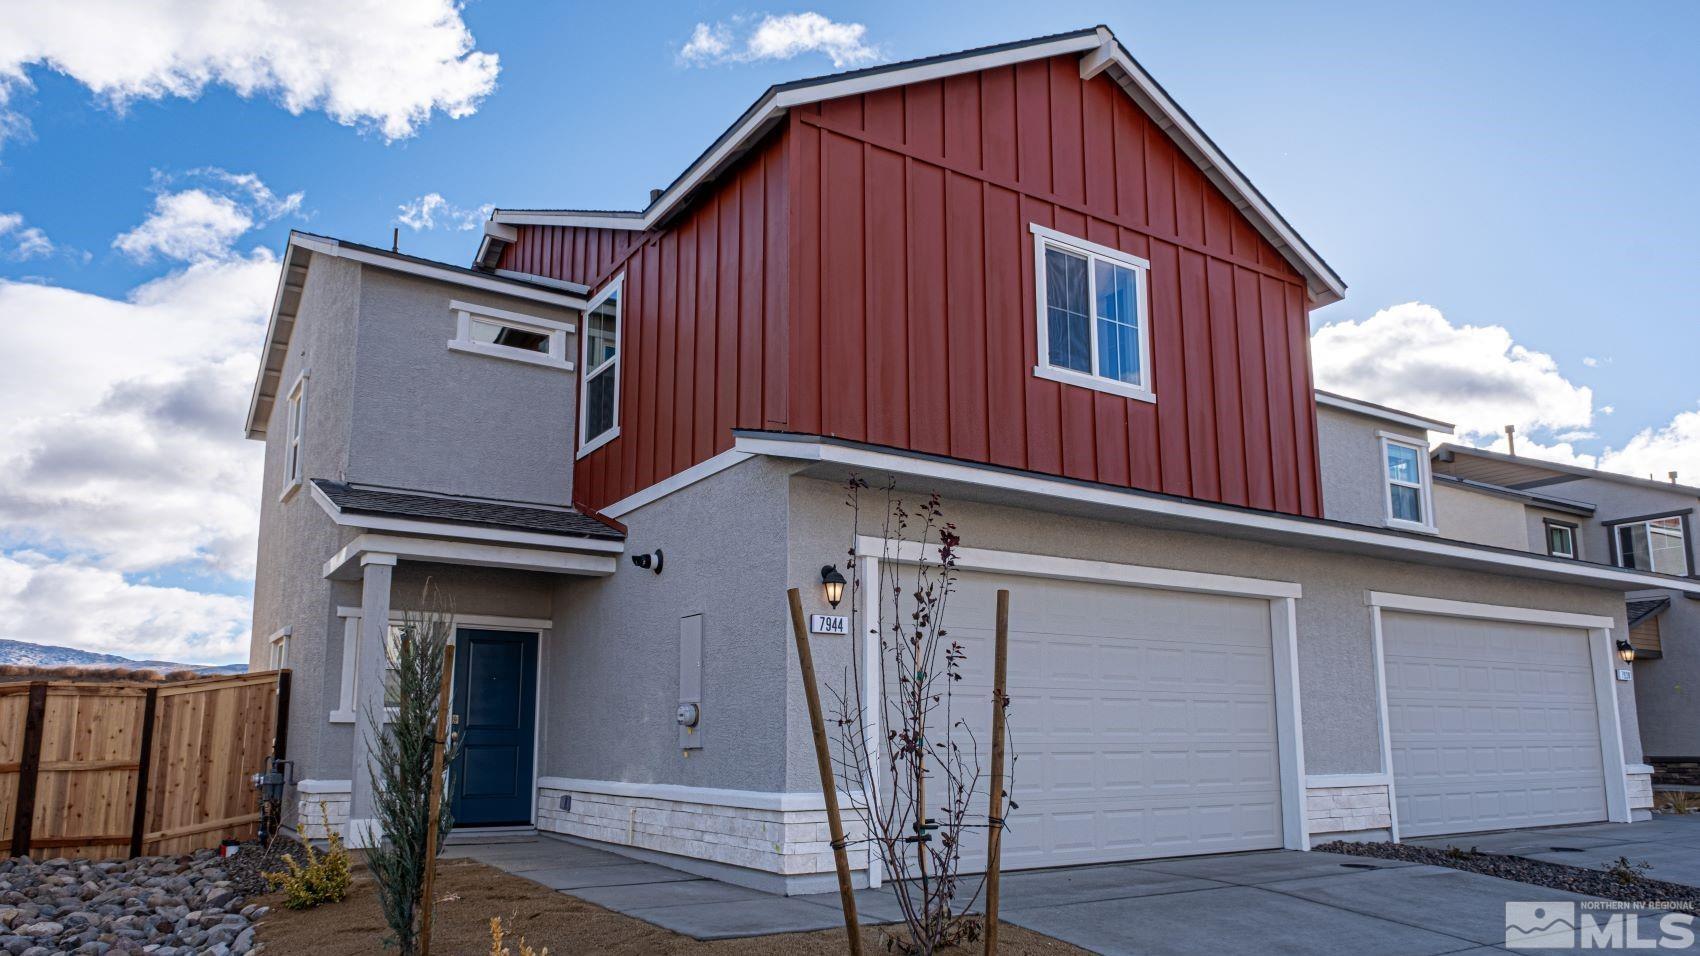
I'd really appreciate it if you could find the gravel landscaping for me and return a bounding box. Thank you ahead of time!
[1316,839,1700,914]
[0,848,274,955]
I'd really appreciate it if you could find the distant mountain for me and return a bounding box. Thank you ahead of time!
[0,638,247,674]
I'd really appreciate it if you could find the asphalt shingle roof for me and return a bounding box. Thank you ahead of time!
[313,479,622,541]
[1627,597,1671,628]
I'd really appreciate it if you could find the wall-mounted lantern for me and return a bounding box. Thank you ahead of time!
[1616,639,1636,664]
[820,565,847,608]
[631,549,664,574]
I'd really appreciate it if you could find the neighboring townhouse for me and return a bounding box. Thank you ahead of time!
[245,26,1698,895]
[1432,444,1700,789]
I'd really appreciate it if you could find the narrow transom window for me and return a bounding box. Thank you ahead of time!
[283,373,306,495]
[1616,516,1688,576]
[448,299,574,371]
[1031,224,1153,403]
[1380,434,1434,531]
[578,275,623,458]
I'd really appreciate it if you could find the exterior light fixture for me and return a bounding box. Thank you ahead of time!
[820,565,847,608]
[1617,639,1636,664]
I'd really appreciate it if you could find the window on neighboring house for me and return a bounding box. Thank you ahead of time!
[448,299,574,370]
[283,373,306,497]
[1031,224,1154,403]
[1380,433,1435,531]
[1545,521,1578,559]
[578,275,623,457]
[1615,516,1689,576]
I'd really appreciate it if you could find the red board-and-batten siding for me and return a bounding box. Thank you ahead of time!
[499,54,1324,518]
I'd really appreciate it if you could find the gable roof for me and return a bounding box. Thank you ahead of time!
[481,25,1347,306]
[1315,390,1454,434]
[244,231,590,439]
[1433,443,1700,498]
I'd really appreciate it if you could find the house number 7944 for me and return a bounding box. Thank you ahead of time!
[810,614,849,636]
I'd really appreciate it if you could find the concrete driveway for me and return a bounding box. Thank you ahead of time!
[1406,814,1700,890]
[448,836,1685,953]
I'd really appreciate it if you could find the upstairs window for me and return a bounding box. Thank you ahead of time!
[1545,521,1578,559]
[1380,433,1435,532]
[1615,516,1689,576]
[1031,224,1153,403]
[448,299,574,370]
[282,372,306,498]
[578,275,623,457]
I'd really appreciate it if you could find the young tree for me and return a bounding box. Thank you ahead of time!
[365,582,458,956]
[826,479,1016,954]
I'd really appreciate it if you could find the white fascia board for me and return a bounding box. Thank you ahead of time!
[310,482,623,553]
[483,220,519,243]
[860,535,1301,599]
[1317,392,1454,435]
[493,270,590,295]
[736,433,1700,596]
[601,449,754,519]
[290,234,588,309]
[323,533,619,580]
[491,33,1104,236]
[1365,591,1616,631]
[244,242,311,440]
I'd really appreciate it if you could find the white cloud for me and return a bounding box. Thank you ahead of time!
[1312,302,1594,441]
[680,13,880,69]
[1598,406,1700,486]
[0,552,249,662]
[0,211,54,259]
[113,168,302,262]
[1582,356,1602,368]
[397,192,491,231]
[0,0,499,148]
[1601,405,1616,415]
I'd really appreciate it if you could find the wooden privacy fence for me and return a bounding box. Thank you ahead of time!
[0,669,289,859]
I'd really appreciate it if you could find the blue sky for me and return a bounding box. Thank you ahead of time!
[1,2,1695,661]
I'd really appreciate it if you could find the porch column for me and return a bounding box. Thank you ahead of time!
[346,551,395,847]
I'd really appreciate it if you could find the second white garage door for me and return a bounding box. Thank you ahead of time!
[1382,612,1609,837]
[897,569,1285,870]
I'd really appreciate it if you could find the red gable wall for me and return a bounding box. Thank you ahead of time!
[499,53,1323,518]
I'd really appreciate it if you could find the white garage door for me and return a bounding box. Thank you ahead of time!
[887,569,1284,870]
[1382,612,1608,837]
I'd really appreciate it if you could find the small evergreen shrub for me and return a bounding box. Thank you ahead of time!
[265,826,353,910]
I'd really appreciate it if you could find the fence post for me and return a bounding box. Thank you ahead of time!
[128,687,160,859]
[11,682,48,858]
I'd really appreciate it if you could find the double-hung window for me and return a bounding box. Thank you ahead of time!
[282,372,306,499]
[1380,433,1435,531]
[1614,516,1689,576]
[578,275,623,458]
[1031,224,1153,402]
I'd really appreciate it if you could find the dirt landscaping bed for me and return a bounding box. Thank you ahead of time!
[1316,840,1700,914]
[252,857,1087,955]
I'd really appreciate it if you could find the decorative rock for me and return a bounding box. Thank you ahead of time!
[0,853,259,955]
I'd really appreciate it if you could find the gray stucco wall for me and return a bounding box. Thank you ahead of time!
[1433,482,1530,550]
[784,474,1641,781]
[1524,475,1698,571]
[247,253,364,796]
[542,456,798,791]
[1633,591,1700,758]
[1317,404,1430,528]
[347,269,580,506]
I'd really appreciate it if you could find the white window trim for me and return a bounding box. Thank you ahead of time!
[280,371,308,502]
[1377,431,1436,534]
[330,606,551,723]
[447,299,576,371]
[1030,223,1155,404]
[266,626,292,670]
[577,274,624,459]
[1613,516,1688,576]
[1546,520,1579,560]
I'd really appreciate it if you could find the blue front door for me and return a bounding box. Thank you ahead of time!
[450,629,538,827]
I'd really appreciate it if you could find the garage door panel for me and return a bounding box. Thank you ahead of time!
[1383,612,1607,837]
[890,569,1283,869]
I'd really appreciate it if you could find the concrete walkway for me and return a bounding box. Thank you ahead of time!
[446,833,1684,953]
[1406,814,1700,889]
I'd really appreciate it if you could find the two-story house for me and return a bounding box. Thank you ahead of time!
[245,26,1696,895]
[1431,444,1700,791]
